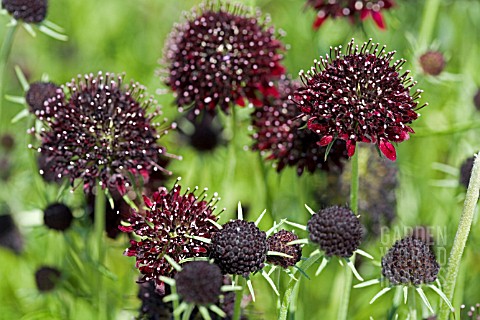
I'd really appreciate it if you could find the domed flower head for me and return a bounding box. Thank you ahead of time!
[25,81,63,117]
[292,39,425,161]
[35,266,61,292]
[210,219,267,277]
[137,280,172,319]
[419,51,446,76]
[266,229,302,268]
[43,203,74,231]
[120,184,220,286]
[175,261,223,305]
[251,77,348,175]
[2,0,47,23]
[32,72,172,195]
[162,1,285,115]
[305,0,395,30]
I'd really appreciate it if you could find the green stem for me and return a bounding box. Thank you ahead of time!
[257,152,273,219]
[171,285,181,320]
[418,0,441,46]
[0,23,18,132]
[438,154,480,320]
[409,286,417,320]
[94,184,107,319]
[233,276,245,320]
[337,151,359,320]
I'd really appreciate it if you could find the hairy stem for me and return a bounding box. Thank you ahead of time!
[438,154,480,319]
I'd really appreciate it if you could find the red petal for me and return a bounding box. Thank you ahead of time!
[360,9,369,21]
[235,96,245,107]
[346,140,356,157]
[379,140,396,161]
[118,225,133,233]
[319,135,334,146]
[143,195,153,208]
[371,11,386,30]
[313,16,326,30]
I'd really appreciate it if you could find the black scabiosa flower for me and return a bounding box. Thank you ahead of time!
[266,230,302,268]
[292,39,425,161]
[175,261,223,305]
[307,206,362,258]
[35,266,61,292]
[43,203,73,231]
[210,219,267,277]
[460,155,475,188]
[162,1,285,114]
[31,72,172,195]
[2,0,47,23]
[120,184,220,286]
[25,81,62,117]
[382,236,439,285]
[419,51,446,76]
[251,77,348,175]
[305,0,395,30]
[137,280,172,320]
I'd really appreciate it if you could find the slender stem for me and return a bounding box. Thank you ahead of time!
[0,23,18,132]
[233,276,245,320]
[337,151,359,320]
[438,154,480,320]
[418,0,441,46]
[171,285,181,320]
[257,152,273,219]
[409,286,417,320]
[225,107,237,204]
[94,184,107,318]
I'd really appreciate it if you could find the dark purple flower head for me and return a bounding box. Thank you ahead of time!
[419,51,446,76]
[179,111,225,153]
[210,219,267,277]
[307,206,363,258]
[162,1,285,115]
[25,81,63,117]
[2,0,47,23]
[137,280,172,320]
[175,261,223,305]
[292,39,424,161]
[0,133,15,152]
[35,266,61,292]
[460,155,475,189]
[306,0,394,30]
[0,205,24,254]
[120,184,220,286]
[266,230,302,268]
[43,203,73,231]
[32,72,172,195]
[252,77,348,175]
[381,236,439,285]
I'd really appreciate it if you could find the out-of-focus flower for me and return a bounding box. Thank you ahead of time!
[2,0,47,23]
[43,203,73,232]
[35,266,61,292]
[162,1,285,115]
[292,39,424,161]
[266,229,302,268]
[419,51,446,76]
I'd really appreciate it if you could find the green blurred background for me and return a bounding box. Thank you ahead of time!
[1,0,480,319]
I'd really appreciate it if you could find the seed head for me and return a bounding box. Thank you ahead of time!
[419,51,446,76]
[35,266,61,292]
[162,1,285,114]
[251,77,348,175]
[25,81,62,116]
[175,261,223,305]
[2,0,47,23]
[43,203,73,231]
[210,219,267,277]
[305,0,395,30]
[292,39,424,161]
[381,236,439,285]
[33,72,172,195]
[307,206,363,258]
[266,230,302,268]
[120,184,220,286]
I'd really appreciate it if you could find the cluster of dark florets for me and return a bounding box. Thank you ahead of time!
[381,236,439,285]
[179,112,225,153]
[120,185,220,285]
[266,230,302,268]
[251,77,348,175]
[175,261,223,305]
[292,39,424,161]
[34,266,61,292]
[137,280,172,320]
[210,219,267,277]
[419,51,446,76]
[2,0,47,23]
[31,72,171,195]
[25,81,62,116]
[460,303,480,320]
[307,206,363,258]
[162,2,285,115]
[43,203,73,232]
[305,0,394,30]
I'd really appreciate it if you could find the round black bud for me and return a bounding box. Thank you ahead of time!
[2,0,48,23]
[381,236,440,286]
[266,230,302,268]
[210,219,267,277]
[43,203,73,231]
[175,261,223,305]
[25,81,61,116]
[307,206,363,258]
[35,266,61,292]
[0,134,15,152]
[419,51,446,76]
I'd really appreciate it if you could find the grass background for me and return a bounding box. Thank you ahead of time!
[1,0,480,319]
